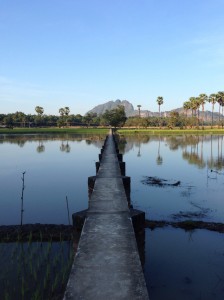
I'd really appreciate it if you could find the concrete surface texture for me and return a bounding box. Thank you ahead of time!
[64,131,149,300]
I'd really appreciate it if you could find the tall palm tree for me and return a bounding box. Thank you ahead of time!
[208,93,217,128]
[217,92,224,126]
[35,106,44,116]
[198,94,208,129]
[189,97,199,127]
[35,106,44,127]
[189,97,197,117]
[137,105,141,117]
[183,101,191,128]
[195,97,201,127]
[183,101,191,117]
[156,96,164,128]
[59,107,65,116]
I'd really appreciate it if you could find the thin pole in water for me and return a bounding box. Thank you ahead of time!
[66,196,71,225]
[20,171,26,227]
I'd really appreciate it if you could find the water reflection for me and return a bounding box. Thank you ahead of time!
[0,134,106,153]
[117,134,224,170]
[0,134,105,225]
[118,134,224,223]
[60,141,71,153]
[36,141,45,153]
[156,137,163,165]
[145,228,224,300]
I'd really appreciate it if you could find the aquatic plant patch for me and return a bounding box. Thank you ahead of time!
[0,240,74,300]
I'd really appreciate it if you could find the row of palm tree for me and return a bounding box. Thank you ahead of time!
[183,92,224,128]
[137,92,224,128]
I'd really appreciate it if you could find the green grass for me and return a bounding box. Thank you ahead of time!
[1,126,224,135]
[0,127,109,135]
[117,128,224,135]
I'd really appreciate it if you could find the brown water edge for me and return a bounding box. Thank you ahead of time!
[145,219,224,233]
[1,219,224,243]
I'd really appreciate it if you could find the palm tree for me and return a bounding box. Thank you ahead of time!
[198,94,208,129]
[188,97,195,117]
[217,92,224,126]
[183,101,191,117]
[208,93,217,128]
[35,106,44,116]
[137,105,141,117]
[59,108,65,116]
[64,107,70,117]
[195,97,201,127]
[35,106,44,127]
[156,96,164,128]
[64,107,70,126]
[189,97,199,127]
[183,101,191,128]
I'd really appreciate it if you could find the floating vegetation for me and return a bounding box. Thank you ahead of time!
[141,176,181,187]
[172,209,211,220]
[145,219,224,233]
[172,201,212,220]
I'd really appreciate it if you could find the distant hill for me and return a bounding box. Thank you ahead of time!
[87,99,136,117]
[87,99,222,121]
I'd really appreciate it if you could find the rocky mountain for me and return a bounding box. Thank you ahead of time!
[87,100,136,117]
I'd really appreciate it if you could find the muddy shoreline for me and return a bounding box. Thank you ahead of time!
[0,219,224,243]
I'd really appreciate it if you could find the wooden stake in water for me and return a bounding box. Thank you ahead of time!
[66,196,71,225]
[20,171,26,227]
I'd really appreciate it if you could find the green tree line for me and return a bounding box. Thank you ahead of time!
[1,91,224,129]
[0,105,127,128]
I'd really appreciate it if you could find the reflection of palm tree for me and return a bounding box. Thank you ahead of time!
[60,141,71,153]
[200,135,204,164]
[37,141,45,153]
[137,140,141,157]
[182,150,206,168]
[65,141,71,153]
[207,135,214,169]
[156,136,163,165]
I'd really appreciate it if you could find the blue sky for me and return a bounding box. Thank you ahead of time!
[1,0,224,115]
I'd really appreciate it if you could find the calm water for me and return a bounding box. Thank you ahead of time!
[120,134,224,223]
[0,133,224,299]
[0,134,105,225]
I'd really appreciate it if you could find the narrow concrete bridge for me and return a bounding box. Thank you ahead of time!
[64,130,149,300]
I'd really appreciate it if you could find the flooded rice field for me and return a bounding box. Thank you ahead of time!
[0,133,223,299]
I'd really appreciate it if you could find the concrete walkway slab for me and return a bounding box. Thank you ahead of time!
[64,131,149,300]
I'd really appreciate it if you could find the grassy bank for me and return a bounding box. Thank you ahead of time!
[1,127,224,135]
[117,128,224,135]
[0,127,109,135]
